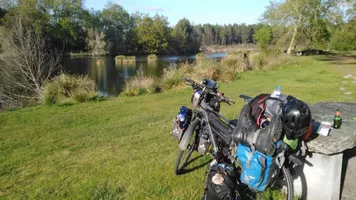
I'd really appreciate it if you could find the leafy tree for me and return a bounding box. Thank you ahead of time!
[254,26,272,52]
[135,14,169,53]
[171,18,193,53]
[263,0,336,53]
[171,18,200,53]
[101,2,130,54]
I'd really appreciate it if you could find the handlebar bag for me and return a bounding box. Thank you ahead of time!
[236,144,280,191]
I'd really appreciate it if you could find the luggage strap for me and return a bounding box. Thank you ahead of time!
[246,129,260,169]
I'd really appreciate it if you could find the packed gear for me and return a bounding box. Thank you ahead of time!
[202,162,239,200]
[232,93,312,191]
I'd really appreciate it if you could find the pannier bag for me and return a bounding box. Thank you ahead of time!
[236,144,281,191]
[171,106,192,141]
[203,162,238,200]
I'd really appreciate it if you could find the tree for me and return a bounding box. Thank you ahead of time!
[101,2,130,54]
[42,0,87,51]
[263,0,336,54]
[135,14,169,53]
[254,26,272,52]
[0,12,61,103]
[86,28,106,55]
[202,24,215,45]
[171,18,193,53]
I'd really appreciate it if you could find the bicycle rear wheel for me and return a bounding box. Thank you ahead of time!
[236,166,294,200]
[266,166,294,200]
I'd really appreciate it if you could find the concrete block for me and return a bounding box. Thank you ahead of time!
[293,153,343,200]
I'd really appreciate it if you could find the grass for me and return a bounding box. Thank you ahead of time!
[115,55,136,64]
[195,53,206,63]
[161,65,193,90]
[41,74,98,105]
[121,73,159,96]
[1,55,356,199]
[147,54,158,62]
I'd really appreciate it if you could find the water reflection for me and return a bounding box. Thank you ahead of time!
[62,52,226,96]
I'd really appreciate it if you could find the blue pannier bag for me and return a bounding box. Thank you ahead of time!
[236,143,280,191]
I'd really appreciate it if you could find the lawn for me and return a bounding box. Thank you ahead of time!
[1,54,356,199]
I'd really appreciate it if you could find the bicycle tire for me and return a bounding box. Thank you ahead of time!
[281,166,294,200]
[174,120,199,175]
[237,166,294,200]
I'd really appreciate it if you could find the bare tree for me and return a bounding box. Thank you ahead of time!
[86,28,107,55]
[0,13,61,105]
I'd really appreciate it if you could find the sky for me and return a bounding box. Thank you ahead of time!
[84,0,270,26]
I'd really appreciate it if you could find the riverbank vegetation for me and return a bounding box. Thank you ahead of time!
[147,54,158,62]
[1,0,356,110]
[1,54,356,199]
[41,74,98,105]
[123,52,296,96]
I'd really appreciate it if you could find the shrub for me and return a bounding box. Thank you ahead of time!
[254,26,272,52]
[121,74,159,96]
[249,52,265,69]
[221,54,249,72]
[147,54,158,62]
[161,64,192,90]
[96,59,104,66]
[192,59,221,81]
[195,53,206,63]
[41,74,97,105]
[124,56,136,63]
[115,55,136,64]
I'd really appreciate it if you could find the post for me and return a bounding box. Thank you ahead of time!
[293,152,343,200]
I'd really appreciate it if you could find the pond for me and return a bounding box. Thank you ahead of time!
[62,52,227,96]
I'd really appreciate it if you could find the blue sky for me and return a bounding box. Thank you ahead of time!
[85,0,270,26]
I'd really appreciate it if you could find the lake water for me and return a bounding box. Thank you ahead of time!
[62,52,227,96]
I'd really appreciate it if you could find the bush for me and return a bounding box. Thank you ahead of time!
[195,53,206,63]
[329,30,356,51]
[192,59,221,81]
[147,54,158,62]
[121,74,159,96]
[249,52,264,69]
[42,74,97,105]
[161,64,192,90]
[254,26,272,52]
[115,55,136,64]
[221,54,249,71]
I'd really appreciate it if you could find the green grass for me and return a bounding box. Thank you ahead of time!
[1,55,356,199]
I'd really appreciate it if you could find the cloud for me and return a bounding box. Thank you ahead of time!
[137,6,165,12]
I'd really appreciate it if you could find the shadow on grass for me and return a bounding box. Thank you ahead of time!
[179,155,212,175]
[314,54,356,66]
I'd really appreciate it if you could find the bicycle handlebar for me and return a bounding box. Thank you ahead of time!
[183,77,235,104]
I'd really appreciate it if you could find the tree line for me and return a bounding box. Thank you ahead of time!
[0,1,259,55]
[1,0,356,110]
[255,0,356,53]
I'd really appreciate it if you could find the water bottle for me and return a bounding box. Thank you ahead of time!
[178,106,188,129]
[271,86,281,98]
